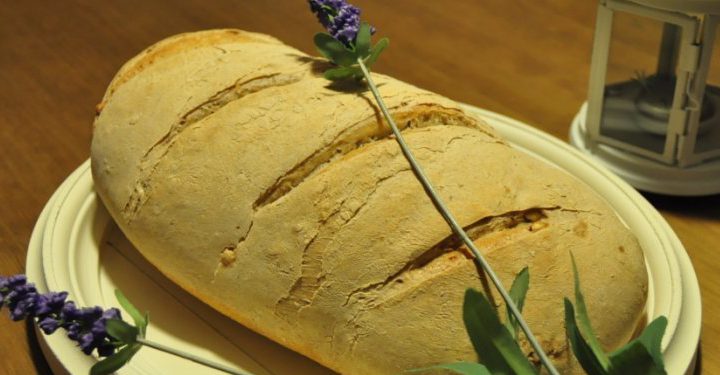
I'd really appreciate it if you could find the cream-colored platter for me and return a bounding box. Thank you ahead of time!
[26,106,700,375]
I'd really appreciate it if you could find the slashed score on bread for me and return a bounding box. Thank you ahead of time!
[91,29,648,374]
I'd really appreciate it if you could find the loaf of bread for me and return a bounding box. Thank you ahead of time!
[90,29,648,374]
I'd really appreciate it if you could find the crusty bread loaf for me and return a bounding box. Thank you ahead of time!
[91,29,648,374]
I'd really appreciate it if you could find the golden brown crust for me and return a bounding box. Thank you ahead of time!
[97,29,283,112]
[91,29,647,375]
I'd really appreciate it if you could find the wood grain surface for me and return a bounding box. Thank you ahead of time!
[1,1,717,374]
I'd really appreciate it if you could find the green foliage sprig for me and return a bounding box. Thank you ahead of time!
[409,267,537,375]
[565,256,668,375]
[410,255,667,375]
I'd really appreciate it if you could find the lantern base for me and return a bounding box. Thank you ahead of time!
[570,102,720,196]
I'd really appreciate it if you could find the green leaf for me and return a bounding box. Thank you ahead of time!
[504,267,530,339]
[105,319,139,344]
[406,362,493,375]
[323,66,363,81]
[463,289,537,375]
[607,316,667,374]
[355,22,372,57]
[363,37,389,67]
[89,343,142,375]
[564,298,608,375]
[634,316,667,368]
[115,289,148,337]
[570,254,610,369]
[607,340,666,375]
[313,32,357,67]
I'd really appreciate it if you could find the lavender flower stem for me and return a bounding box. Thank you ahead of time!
[356,57,560,375]
[136,337,250,375]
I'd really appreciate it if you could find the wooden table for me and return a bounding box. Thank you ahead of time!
[1,1,717,374]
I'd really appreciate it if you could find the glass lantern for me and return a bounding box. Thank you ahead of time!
[570,0,720,196]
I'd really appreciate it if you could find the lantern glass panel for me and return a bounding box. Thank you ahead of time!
[694,21,720,156]
[599,12,675,154]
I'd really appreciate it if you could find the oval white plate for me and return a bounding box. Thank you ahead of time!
[26,106,700,375]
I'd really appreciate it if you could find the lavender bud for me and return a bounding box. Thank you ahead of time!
[91,318,108,338]
[60,304,122,357]
[102,308,121,321]
[79,332,96,355]
[78,306,104,323]
[0,274,27,290]
[60,301,80,321]
[308,0,369,47]
[65,322,81,340]
[38,316,61,334]
[10,297,36,321]
[5,283,36,302]
[34,292,68,316]
[7,284,39,321]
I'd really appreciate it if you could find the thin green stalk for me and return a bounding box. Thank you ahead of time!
[356,57,560,375]
[136,337,250,375]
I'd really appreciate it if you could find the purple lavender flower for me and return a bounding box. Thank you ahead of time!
[0,274,30,305]
[34,291,68,316]
[5,281,39,321]
[0,274,123,358]
[65,321,81,340]
[309,0,370,47]
[38,316,61,334]
[0,274,28,289]
[60,301,81,323]
[308,0,344,28]
[79,332,97,354]
[61,305,122,355]
[64,306,123,356]
[10,293,38,321]
[103,307,122,321]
